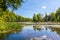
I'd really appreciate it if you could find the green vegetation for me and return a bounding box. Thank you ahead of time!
[0,0,60,33]
[0,22,23,33]
[0,0,23,11]
[0,0,24,33]
[0,7,60,33]
[33,13,43,22]
[0,10,32,22]
[33,8,60,22]
[0,9,32,33]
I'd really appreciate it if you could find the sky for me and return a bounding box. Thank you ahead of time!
[14,0,60,18]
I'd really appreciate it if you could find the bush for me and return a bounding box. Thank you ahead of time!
[0,20,7,31]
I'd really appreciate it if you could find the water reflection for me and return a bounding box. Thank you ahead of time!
[33,25,42,31]
[50,27,60,35]
[0,26,23,40]
[0,25,60,40]
[0,34,6,40]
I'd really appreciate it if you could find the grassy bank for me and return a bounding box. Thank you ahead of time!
[0,21,60,34]
[0,21,23,34]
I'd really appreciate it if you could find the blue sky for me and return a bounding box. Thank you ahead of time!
[14,0,60,18]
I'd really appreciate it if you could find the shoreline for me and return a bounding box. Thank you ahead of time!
[0,22,60,34]
[19,22,60,25]
[0,28,21,34]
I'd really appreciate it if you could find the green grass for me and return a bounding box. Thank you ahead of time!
[0,21,23,33]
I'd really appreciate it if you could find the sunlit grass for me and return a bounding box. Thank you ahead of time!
[0,21,23,33]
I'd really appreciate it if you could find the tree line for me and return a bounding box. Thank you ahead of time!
[33,8,60,22]
[0,9,32,22]
[0,0,60,22]
[0,8,60,22]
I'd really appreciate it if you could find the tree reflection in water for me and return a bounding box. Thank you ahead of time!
[0,25,60,40]
[33,25,51,31]
[0,34,7,40]
[33,25,42,31]
[50,27,60,36]
[0,26,23,40]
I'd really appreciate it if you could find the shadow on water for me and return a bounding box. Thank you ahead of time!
[0,25,60,40]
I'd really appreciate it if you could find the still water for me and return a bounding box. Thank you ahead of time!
[0,25,60,40]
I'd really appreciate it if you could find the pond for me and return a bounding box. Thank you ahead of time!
[0,25,60,40]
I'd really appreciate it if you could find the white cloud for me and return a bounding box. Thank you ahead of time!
[42,6,46,9]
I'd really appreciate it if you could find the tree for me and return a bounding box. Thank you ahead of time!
[50,12,56,22]
[0,0,23,11]
[37,13,42,22]
[44,13,50,22]
[33,13,43,22]
[33,14,38,22]
[56,8,60,22]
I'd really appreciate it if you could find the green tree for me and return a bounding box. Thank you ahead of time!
[16,16,23,22]
[33,14,38,22]
[44,13,50,22]
[0,0,23,11]
[50,12,56,22]
[56,8,60,22]
[37,13,42,22]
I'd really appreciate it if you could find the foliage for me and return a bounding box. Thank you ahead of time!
[0,3,60,33]
[50,12,56,22]
[56,8,60,22]
[0,22,23,32]
[37,13,43,22]
[33,13,43,22]
[0,20,7,31]
[0,9,32,22]
[33,8,60,22]
[44,14,50,22]
[43,8,60,22]
[6,22,23,29]
[0,0,23,11]
[33,14,38,22]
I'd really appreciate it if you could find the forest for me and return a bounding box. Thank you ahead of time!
[33,8,60,22]
[0,8,60,22]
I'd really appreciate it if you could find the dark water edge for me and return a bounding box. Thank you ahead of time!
[0,25,60,40]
